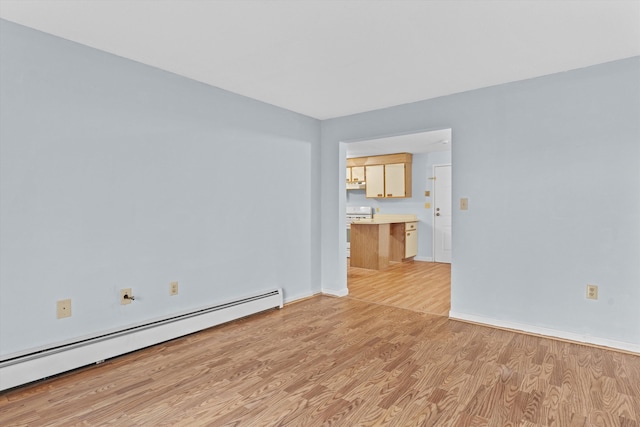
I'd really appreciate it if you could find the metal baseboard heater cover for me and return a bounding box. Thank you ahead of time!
[0,289,283,391]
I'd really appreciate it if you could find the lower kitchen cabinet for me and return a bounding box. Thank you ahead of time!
[351,220,418,270]
[390,222,418,262]
[405,223,418,258]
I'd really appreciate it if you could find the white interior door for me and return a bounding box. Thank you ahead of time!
[434,165,452,263]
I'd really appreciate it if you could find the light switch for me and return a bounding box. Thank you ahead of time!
[424,202,431,209]
[460,198,469,210]
[424,190,430,197]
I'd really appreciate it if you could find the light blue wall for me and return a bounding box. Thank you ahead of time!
[2,18,639,356]
[0,20,321,357]
[347,150,451,260]
[323,57,640,347]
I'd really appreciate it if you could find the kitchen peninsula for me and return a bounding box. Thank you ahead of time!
[350,214,418,270]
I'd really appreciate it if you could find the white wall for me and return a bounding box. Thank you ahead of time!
[322,57,640,351]
[0,20,321,357]
[346,150,451,260]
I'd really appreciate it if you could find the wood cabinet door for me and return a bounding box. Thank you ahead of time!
[384,163,406,197]
[365,165,384,198]
[351,166,365,182]
[346,167,352,182]
[405,229,418,258]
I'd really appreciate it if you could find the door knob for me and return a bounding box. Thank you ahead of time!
[436,207,440,211]
[436,213,440,216]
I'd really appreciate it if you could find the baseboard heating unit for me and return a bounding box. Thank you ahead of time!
[0,289,283,391]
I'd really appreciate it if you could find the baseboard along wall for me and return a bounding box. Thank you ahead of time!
[0,289,283,391]
[449,311,640,355]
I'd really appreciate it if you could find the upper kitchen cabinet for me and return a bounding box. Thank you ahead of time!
[349,153,411,198]
[383,163,408,198]
[346,166,365,183]
[365,164,384,197]
[351,166,365,182]
[346,165,366,190]
[366,163,411,198]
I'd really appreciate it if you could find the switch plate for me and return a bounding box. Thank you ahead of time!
[170,281,179,296]
[121,288,132,305]
[424,202,431,209]
[57,299,72,319]
[424,190,430,197]
[586,284,598,300]
[460,198,469,210]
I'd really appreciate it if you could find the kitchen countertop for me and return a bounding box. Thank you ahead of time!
[351,214,417,225]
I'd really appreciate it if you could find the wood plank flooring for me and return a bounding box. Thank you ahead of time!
[348,260,451,316]
[2,294,639,426]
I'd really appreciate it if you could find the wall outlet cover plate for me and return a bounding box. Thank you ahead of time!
[460,198,469,210]
[121,288,132,305]
[57,299,72,319]
[170,281,179,296]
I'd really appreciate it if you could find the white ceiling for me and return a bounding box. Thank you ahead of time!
[1,0,639,120]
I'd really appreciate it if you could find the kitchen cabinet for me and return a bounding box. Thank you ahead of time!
[347,152,412,198]
[390,221,418,261]
[352,217,418,269]
[405,222,418,258]
[365,165,384,197]
[351,166,365,182]
[383,163,407,198]
[346,166,365,183]
[365,163,411,198]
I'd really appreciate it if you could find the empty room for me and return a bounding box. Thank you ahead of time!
[1,1,639,426]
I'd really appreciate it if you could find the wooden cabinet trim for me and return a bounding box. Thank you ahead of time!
[347,153,412,167]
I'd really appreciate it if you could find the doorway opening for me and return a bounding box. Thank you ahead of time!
[342,128,452,316]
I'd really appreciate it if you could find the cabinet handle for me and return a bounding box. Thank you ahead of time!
[387,194,392,197]
[407,232,411,236]
[377,194,383,197]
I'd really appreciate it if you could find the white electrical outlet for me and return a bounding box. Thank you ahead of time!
[170,281,179,296]
[586,284,598,300]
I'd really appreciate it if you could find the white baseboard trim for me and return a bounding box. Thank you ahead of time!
[283,291,316,305]
[321,287,349,297]
[449,311,640,354]
[414,256,433,262]
[0,289,283,391]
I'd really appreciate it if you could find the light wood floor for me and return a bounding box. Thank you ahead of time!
[348,260,451,316]
[2,294,639,426]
